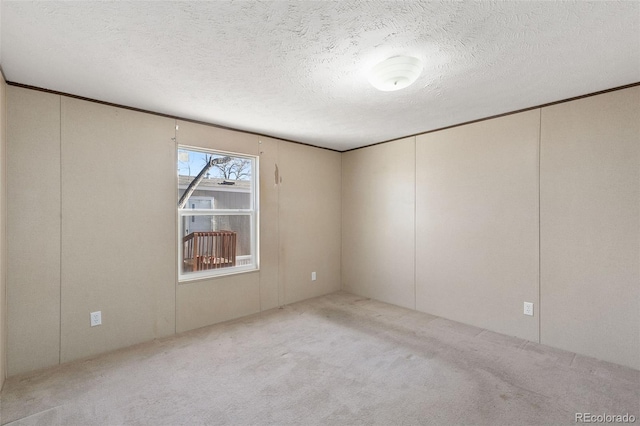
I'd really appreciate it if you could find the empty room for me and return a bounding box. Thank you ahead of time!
[0,1,638,425]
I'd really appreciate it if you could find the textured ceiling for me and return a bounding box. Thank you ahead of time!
[2,1,639,151]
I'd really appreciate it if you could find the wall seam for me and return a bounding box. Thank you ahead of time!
[339,152,343,293]
[2,81,7,386]
[174,121,178,335]
[257,138,262,314]
[277,142,282,308]
[413,136,417,311]
[58,96,62,364]
[537,107,542,344]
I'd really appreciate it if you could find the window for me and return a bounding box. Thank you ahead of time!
[178,146,258,280]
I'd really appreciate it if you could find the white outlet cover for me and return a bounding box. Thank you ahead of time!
[523,302,534,316]
[90,311,102,327]
[311,272,317,281]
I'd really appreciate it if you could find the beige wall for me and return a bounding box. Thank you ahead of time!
[5,83,636,375]
[176,271,261,333]
[60,98,177,363]
[540,87,640,369]
[342,86,639,369]
[6,92,178,374]
[258,137,280,310]
[342,138,416,309]
[6,89,342,375]
[416,111,540,341]
[175,121,262,333]
[176,128,342,332]
[278,141,341,304]
[0,77,7,388]
[7,87,61,375]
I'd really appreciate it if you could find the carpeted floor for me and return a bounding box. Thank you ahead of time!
[1,291,638,425]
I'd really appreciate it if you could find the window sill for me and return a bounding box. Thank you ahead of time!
[178,266,260,284]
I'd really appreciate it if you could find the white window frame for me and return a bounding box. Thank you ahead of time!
[178,146,259,282]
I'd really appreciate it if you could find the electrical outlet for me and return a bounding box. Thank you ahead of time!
[523,302,534,316]
[311,272,317,281]
[90,311,102,327]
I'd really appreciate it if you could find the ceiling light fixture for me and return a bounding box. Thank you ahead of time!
[368,56,423,92]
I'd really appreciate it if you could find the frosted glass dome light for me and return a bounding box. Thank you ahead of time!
[368,56,423,92]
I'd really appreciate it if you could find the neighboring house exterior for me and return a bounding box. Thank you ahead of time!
[178,175,252,260]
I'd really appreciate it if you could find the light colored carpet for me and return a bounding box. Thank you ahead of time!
[1,291,638,425]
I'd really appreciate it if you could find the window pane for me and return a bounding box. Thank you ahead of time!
[177,146,257,281]
[178,149,252,210]
[180,215,253,274]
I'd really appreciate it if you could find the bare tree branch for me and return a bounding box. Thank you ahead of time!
[178,156,231,208]
[213,158,251,180]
